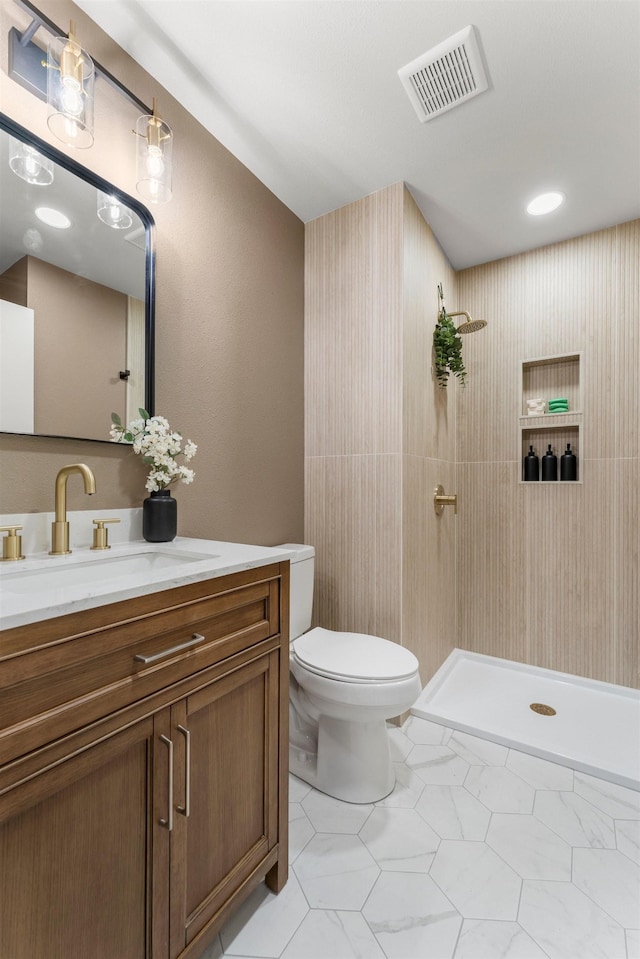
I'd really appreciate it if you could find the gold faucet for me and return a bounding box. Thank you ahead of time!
[50,463,97,555]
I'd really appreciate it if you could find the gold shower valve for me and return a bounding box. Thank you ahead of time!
[434,485,457,516]
[91,518,120,550]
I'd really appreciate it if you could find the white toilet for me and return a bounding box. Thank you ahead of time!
[279,544,421,803]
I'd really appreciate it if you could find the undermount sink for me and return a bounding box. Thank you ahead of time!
[1,548,215,594]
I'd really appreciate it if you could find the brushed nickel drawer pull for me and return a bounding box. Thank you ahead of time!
[134,633,205,664]
[177,724,191,817]
[159,734,174,831]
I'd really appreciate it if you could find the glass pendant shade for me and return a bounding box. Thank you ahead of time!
[9,137,54,185]
[97,190,133,230]
[136,112,173,204]
[47,30,95,149]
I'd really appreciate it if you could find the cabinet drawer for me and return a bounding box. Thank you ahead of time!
[0,569,284,766]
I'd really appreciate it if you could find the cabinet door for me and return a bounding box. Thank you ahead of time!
[0,716,167,959]
[169,650,280,958]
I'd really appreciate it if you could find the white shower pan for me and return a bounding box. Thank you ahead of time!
[412,649,640,790]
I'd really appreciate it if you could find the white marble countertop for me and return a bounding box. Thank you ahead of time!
[0,536,292,631]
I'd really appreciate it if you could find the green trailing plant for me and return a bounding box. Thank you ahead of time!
[433,283,466,388]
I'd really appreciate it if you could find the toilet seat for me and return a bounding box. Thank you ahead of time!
[292,626,419,684]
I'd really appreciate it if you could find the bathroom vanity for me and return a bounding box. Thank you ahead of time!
[0,539,291,959]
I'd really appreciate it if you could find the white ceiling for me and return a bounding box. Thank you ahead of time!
[75,0,640,269]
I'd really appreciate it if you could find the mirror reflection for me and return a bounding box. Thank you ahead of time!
[0,114,154,443]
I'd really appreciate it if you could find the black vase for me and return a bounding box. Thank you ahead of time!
[143,489,177,542]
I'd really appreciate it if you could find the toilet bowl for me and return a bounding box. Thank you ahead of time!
[280,545,421,803]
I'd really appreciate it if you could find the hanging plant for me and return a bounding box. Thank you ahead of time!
[433,283,466,388]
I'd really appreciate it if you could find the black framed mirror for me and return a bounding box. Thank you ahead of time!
[0,113,155,443]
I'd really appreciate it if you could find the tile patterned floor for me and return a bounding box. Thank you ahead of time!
[203,717,640,959]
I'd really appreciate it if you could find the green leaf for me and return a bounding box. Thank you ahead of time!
[139,408,150,420]
[433,311,466,389]
[111,411,122,426]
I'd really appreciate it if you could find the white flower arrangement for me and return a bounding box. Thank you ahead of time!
[110,409,197,492]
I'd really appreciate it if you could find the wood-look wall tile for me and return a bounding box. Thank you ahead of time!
[457,257,525,464]
[521,461,616,683]
[304,454,402,640]
[615,458,639,688]
[402,189,457,463]
[403,455,457,682]
[616,220,640,457]
[457,462,525,660]
[305,184,404,458]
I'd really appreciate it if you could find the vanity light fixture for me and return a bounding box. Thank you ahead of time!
[46,21,94,149]
[9,135,53,184]
[135,99,173,204]
[526,191,565,216]
[9,2,174,201]
[97,190,133,230]
[35,206,71,229]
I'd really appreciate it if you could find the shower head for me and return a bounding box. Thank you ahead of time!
[448,311,488,334]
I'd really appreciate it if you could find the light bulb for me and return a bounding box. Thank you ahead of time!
[145,147,165,179]
[23,148,41,178]
[60,82,84,118]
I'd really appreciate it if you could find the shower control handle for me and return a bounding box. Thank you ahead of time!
[434,485,457,515]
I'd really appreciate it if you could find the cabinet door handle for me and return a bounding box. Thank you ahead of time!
[177,724,191,817]
[134,633,205,664]
[159,734,174,831]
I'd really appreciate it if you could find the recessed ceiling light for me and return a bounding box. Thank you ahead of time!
[526,192,565,216]
[35,206,71,229]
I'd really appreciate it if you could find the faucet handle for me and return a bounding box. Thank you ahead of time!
[91,518,121,551]
[0,525,25,561]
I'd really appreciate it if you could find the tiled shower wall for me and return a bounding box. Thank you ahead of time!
[305,184,458,681]
[305,182,638,690]
[456,220,639,688]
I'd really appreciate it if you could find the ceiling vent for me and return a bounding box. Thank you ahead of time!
[398,25,488,123]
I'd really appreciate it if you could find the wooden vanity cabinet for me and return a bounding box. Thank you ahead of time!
[0,561,290,959]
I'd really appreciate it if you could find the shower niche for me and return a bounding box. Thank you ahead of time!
[519,352,582,483]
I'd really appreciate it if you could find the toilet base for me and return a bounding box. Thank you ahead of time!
[290,715,396,804]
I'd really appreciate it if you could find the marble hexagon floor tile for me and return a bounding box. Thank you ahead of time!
[218,872,309,958]
[505,749,575,791]
[430,840,522,920]
[464,765,535,813]
[616,818,640,864]
[453,919,548,959]
[533,788,617,848]
[293,833,379,910]
[486,813,572,880]
[362,872,461,959]
[447,730,509,766]
[405,744,470,785]
[374,762,425,808]
[572,847,640,929]
[415,783,491,841]
[288,801,316,864]
[209,718,639,959]
[518,879,627,959]
[280,910,385,959]
[574,772,640,819]
[359,806,440,872]
[300,788,373,834]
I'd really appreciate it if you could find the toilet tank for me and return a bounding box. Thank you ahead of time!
[277,544,315,640]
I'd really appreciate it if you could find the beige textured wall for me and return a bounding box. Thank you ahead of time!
[456,221,639,689]
[0,0,304,545]
[24,258,127,439]
[305,184,458,681]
